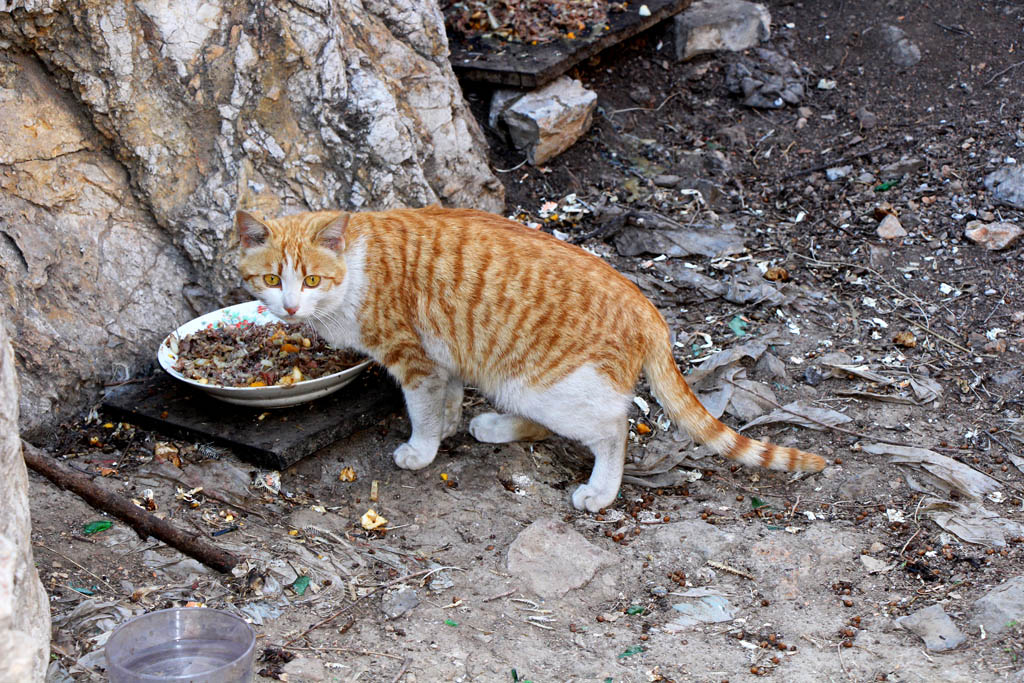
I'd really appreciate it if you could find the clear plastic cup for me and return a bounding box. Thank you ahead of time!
[104,607,255,682]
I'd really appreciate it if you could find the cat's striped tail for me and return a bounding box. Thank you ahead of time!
[644,340,826,472]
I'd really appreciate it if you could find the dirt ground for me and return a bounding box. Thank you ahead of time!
[31,1,1024,681]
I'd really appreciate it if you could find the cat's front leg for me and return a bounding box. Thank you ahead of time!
[393,370,449,470]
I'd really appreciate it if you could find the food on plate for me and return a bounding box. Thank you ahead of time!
[172,322,363,387]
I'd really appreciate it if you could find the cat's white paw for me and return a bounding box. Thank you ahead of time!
[393,442,436,470]
[469,413,550,443]
[571,483,617,513]
[468,413,509,443]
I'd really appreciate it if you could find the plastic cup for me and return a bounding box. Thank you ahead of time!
[104,607,255,682]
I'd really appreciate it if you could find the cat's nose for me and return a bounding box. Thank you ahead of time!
[284,305,298,315]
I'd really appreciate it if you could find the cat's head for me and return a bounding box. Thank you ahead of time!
[235,210,349,321]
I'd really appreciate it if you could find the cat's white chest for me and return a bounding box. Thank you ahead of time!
[314,239,369,353]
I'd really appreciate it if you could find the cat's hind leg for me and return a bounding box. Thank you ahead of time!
[442,377,464,440]
[393,369,449,470]
[570,419,628,512]
[469,413,551,443]
[506,365,631,512]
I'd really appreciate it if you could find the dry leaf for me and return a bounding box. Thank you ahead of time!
[360,509,388,530]
[863,443,999,500]
[920,497,1024,546]
[893,330,917,347]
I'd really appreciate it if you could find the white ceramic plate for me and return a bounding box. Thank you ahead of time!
[158,301,371,408]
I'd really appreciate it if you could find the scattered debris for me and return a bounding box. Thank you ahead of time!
[724,48,805,108]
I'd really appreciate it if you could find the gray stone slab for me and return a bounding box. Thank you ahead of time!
[102,368,401,471]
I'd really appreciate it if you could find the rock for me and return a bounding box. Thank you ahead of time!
[856,106,879,129]
[629,84,652,105]
[880,157,926,180]
[972,576,1024,636]
[0,0,502,433]
[896,604,966,651]
[984,165,1024,209]
[381,588,420,620]
[826,165,853,181]
[674,0,771,61]
[653,174,683,188]
[860,555,892,574]
[506,518,615,598]
[0,318,50,682]
[965,220,1023,250]
[0,53,197,433]
[877,214,907,240]
[879,24,922,68]
[724,48,804,109]
[502,77,597,165]
[717,124,749,148]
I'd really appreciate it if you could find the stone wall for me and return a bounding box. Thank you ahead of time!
[0,318,50,682]
[0,0,503,433]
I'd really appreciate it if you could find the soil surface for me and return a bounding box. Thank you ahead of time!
[33,1,1024,681]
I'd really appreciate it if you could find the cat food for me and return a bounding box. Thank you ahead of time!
[172,323,363,387]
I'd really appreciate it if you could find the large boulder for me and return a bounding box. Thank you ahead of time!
[0,318,50,682]
[0,0,503,433]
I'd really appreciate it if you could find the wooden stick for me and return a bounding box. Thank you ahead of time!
[22,441,240,573]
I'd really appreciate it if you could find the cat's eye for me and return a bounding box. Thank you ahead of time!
[263,274,281,287]
[303,275,321,288]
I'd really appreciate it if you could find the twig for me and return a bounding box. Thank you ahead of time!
[282,646,403,660]
[984,59,1024,86]
[609,91,681,116]
[494,158,528,173]
[707,560,754,580]
[898,528,921,558]
[391,658,410,682]
[482,589,516,602]
[35,543,118,593]
[893,312,977,356]
[933,21,969,35]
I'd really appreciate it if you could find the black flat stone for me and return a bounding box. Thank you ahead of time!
[448,0,693,88]
[102,366,402,471]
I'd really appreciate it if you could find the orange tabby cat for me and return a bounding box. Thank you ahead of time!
[236,207,825,511]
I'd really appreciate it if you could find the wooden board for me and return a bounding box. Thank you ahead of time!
[102,367,402,471]
[448,0,692,88]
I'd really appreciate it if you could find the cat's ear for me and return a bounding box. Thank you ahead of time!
[235,211,270,249]
[317,213,349,251]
